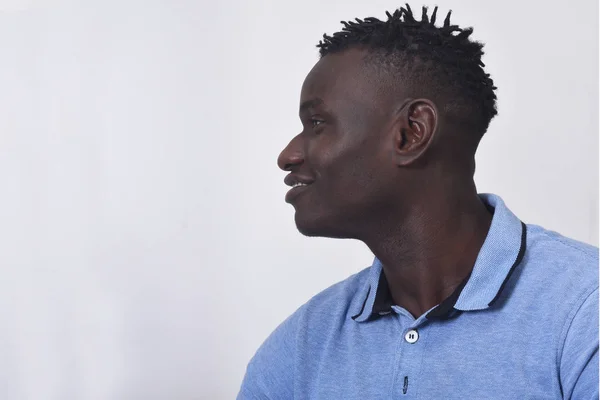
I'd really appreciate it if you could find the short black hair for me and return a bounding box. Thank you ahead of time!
[317,4,497,137]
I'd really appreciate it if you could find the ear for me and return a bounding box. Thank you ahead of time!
[390,99,438,167]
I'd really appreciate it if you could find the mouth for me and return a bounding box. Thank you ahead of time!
[284,178,314,204]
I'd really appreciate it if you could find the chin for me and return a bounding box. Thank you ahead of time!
[294,210,353,239]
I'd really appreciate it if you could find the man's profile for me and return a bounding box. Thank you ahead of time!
[237,5,598,398]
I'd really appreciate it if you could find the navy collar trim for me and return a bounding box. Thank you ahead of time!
[351,195,527,323]
[351,222,526,322]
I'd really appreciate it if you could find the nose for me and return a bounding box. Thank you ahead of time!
[277,136,304,171]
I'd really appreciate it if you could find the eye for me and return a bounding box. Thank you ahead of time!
[311,119,324,128]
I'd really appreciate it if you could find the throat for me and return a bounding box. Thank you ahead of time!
[367,199,493,319]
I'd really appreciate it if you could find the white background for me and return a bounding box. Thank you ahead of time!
[0,0,597,398]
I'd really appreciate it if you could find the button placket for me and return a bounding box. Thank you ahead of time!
[394,311,427,397]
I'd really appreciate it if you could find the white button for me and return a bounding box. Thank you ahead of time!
[405,329,419,344]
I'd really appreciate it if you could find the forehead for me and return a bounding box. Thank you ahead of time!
[300,49,385,112]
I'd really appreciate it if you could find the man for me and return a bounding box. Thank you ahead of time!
[238,5,598,399]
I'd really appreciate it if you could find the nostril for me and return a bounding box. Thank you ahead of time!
[278,136,304,171]
[284,162,297,171]
[280,153,304,171]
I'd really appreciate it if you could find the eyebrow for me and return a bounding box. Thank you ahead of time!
[299,98,325,114]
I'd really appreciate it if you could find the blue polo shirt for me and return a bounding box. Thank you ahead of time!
[238,194,599,399]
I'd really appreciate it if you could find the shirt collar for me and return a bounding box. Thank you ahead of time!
[351,194,527,322]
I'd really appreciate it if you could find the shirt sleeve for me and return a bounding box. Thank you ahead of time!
[559,288,599,399]
[236,310,301,400]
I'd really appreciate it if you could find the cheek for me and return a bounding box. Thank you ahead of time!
[308,118,385,193]
[313,137,358,176]
[318,145,378,199]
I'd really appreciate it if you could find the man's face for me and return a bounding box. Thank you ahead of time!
[277,49,399,238]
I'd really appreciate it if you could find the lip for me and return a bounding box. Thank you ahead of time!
[283,173,315,204]
[285,183,312,204]
[284,174,314,187]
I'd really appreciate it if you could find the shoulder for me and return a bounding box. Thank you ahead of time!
[264,265,372,344]
[498,223,598,323]
[527,223,598,258]
[518,225,599,397]
[254,264,371,352]
[256,265,371,346]
[516,224,598,319]
[525,223,598,283]
[302,266,371,317]
[238,266,372,398]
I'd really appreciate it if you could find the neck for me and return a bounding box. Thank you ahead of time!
[361,185,493,318]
